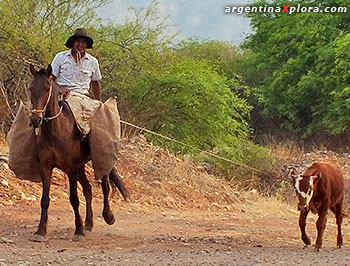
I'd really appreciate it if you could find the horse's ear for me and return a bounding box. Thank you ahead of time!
[29,64,37,76]
[47,64,52,77]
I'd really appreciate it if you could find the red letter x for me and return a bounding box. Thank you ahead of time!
[282,5,290,12]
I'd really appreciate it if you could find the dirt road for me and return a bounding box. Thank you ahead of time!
[1,198,350,266]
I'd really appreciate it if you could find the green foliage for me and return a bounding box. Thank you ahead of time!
[0,0,273,177]
[94,5,271,173]
[129,58,251,151]
[320,33,350,134]
[243,0,350,137]
[0,0,107,129]
[176,39,252,98]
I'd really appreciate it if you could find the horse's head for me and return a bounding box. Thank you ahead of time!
[289,167,317,212]
[29,64,53,128]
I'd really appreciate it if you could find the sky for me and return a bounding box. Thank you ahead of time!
[97,0,253,45]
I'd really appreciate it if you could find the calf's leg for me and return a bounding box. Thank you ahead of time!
[299,210,311,247]
[315,205,328,251]
[334,201,343,248]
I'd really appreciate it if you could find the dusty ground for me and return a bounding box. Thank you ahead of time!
[1,196,350,265]
[1,136,350,265]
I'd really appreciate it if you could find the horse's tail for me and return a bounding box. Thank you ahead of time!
[109,168,129,201]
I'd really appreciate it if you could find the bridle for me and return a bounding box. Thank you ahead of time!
[30,81,63,122]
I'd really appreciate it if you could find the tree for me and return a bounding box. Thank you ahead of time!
[243,0,350,137]
[0,0,107,131]
[94,4,271,172]
[0,1,272,175]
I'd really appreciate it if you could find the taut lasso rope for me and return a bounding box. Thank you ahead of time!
[120,120,265,174]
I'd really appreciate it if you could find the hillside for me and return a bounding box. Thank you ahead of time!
[0,135,249,211]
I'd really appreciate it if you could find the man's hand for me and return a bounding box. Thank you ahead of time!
[91,80,102,101]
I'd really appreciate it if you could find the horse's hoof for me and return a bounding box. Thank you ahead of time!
[30,234,45,242]
[303,245,309,249]
[72,234,85,242]
[315,247,321,252]
[103,212,115,225]
[85,224,93,232]
[105,215,115,225]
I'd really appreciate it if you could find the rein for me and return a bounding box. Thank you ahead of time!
[30,82,63,122]
[44,103,63,122]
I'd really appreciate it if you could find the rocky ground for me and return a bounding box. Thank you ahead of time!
[1,136,350,265]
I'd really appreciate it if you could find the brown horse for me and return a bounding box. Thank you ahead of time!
[28,64,128,242]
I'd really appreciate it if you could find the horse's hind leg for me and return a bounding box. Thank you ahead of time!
[77,168,93,232]
[101,175,115,225]
[32,167,52,242]
[68,172,85,241]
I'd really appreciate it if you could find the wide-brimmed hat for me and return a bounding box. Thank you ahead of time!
[65,28,93,49]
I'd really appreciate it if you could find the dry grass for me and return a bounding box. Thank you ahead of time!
[0,134,8,153]
[263,135,305,161]
[251,193,297,215]
[232,189,298,220]
[117,137,243,210]
[116,136,303,214]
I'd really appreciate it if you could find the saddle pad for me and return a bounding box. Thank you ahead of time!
[65,92,101,135]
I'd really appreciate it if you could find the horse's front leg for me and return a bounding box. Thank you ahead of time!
[299,210,311,248]
[31,167,52,242]
[68,174,85,242]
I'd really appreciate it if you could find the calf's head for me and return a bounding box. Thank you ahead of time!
[288,167,318,212]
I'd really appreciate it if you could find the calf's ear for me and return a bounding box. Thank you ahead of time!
[288,167,298,180]
[291,174,298,180]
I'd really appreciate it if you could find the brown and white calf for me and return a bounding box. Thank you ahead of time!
[289,162,344,251]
